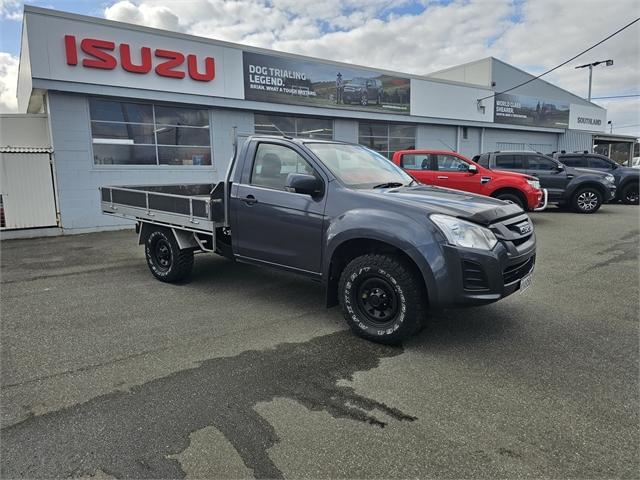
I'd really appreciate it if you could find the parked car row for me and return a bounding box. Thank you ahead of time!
[392,148,637,214]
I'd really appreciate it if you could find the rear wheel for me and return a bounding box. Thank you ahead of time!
[338,254,427,344]
[145,228,194,282]
[494,192,525,210]
[621,183,639,205]
[571,187,603,213]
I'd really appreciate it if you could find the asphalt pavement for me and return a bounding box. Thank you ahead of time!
[1,204,638,479]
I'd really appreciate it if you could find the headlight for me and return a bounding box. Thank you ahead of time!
[526,179,541,189]
[430,214,498,250]
[604,174,615,183]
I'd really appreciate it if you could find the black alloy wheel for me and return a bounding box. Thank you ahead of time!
[145,228,194,282]
[355,276,399,327]
[338,253,427,344]
[622,184,639,205]
[154,238,173,271]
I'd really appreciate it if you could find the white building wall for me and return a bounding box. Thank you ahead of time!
[483,128,558,153]
[0,114,50,147]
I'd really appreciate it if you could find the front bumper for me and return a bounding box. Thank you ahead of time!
[411,213,536,307]
[606,186,617,202]
[342,90,363,101]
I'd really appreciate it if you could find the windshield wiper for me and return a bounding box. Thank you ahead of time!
[372,182,404,189]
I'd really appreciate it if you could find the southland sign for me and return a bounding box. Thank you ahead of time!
[569,103,607,132]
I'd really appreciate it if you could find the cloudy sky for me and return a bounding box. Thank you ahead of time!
[1,0,638,137]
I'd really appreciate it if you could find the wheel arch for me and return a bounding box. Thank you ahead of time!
[490,187,527,207]
[324,236,432,308]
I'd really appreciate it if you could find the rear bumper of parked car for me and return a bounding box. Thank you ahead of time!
[408,232,536,308]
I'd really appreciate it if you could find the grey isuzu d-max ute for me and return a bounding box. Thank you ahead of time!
[102,136,536,344]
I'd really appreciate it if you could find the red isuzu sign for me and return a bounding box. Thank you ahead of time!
[64,35,215,82]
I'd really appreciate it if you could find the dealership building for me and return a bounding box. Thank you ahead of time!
[0,6,636,234]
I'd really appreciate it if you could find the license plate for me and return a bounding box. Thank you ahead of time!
[519,273,533,293]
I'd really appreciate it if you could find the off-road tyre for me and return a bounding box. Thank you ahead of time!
[621,183,639,205]
[494,192,525,210]
[571,187,603,213]
[338,254,427,344]
[145,228,194,282]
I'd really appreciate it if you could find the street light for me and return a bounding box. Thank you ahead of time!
[575,60,614,101]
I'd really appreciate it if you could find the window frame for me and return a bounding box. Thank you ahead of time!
[249,141,324,193]
[254,113,334,139]
[89,97,213,169]
[358,121,416,159]
[526,155,558,171]
[495,154,526,170]
[435,153,470,172]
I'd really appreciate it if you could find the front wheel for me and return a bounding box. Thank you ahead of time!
[621,183,639,205]
[338,254,427,344]
[571,187,603,213]
[145,228,194,282]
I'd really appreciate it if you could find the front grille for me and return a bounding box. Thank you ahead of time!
[503,256,535,285]
[462,260,490,291]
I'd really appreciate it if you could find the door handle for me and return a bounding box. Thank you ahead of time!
[437,175,449,179]
[243,194,258,205]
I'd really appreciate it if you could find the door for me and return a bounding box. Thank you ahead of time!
[433,153,481,193]
[0,153,57,230]
[233,141,326,274]
[397,152,434,184]
[525,154,567,201]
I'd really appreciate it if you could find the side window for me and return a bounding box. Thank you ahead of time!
[560,156,584,167]
[400,154,430,170]
[589,157,613,169]
[436,154,469,172]
[476,154,489,168]
[251,143,315,191]
[495,154,525,169]
[527,155,557,171]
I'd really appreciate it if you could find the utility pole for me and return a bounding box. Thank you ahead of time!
[575,60,614,101]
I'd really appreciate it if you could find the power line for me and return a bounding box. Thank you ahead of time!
[591,94,640,99]
[477,17,640,103]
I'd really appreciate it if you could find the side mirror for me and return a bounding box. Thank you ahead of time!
[468,164,478,174]
[285,173,323,196]
[555,164,565,171]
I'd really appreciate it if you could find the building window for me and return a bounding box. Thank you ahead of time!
[462,126,469,140]
[358,121,416,159]
[254,114,333,139]
[89,98,211,166]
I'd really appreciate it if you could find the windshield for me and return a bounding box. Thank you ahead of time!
[306,143,414,189]
[347,78,366,86]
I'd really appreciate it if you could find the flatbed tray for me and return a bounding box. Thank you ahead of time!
[100,183,223,233]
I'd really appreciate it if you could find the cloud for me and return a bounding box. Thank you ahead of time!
[2,0,639,137]
[0,52,19,112]
[0,0,23,20]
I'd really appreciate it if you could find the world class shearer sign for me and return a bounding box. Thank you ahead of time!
[494,93,570,128]
[242,51,411,114]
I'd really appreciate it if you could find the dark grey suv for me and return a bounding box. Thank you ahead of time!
[474,151,617,213]
[342,77,383,105]
[553,152,639,205]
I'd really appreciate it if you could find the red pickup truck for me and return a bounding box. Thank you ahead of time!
[392,150,546,211]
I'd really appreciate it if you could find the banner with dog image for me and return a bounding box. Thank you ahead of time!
[243,51,410,114]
